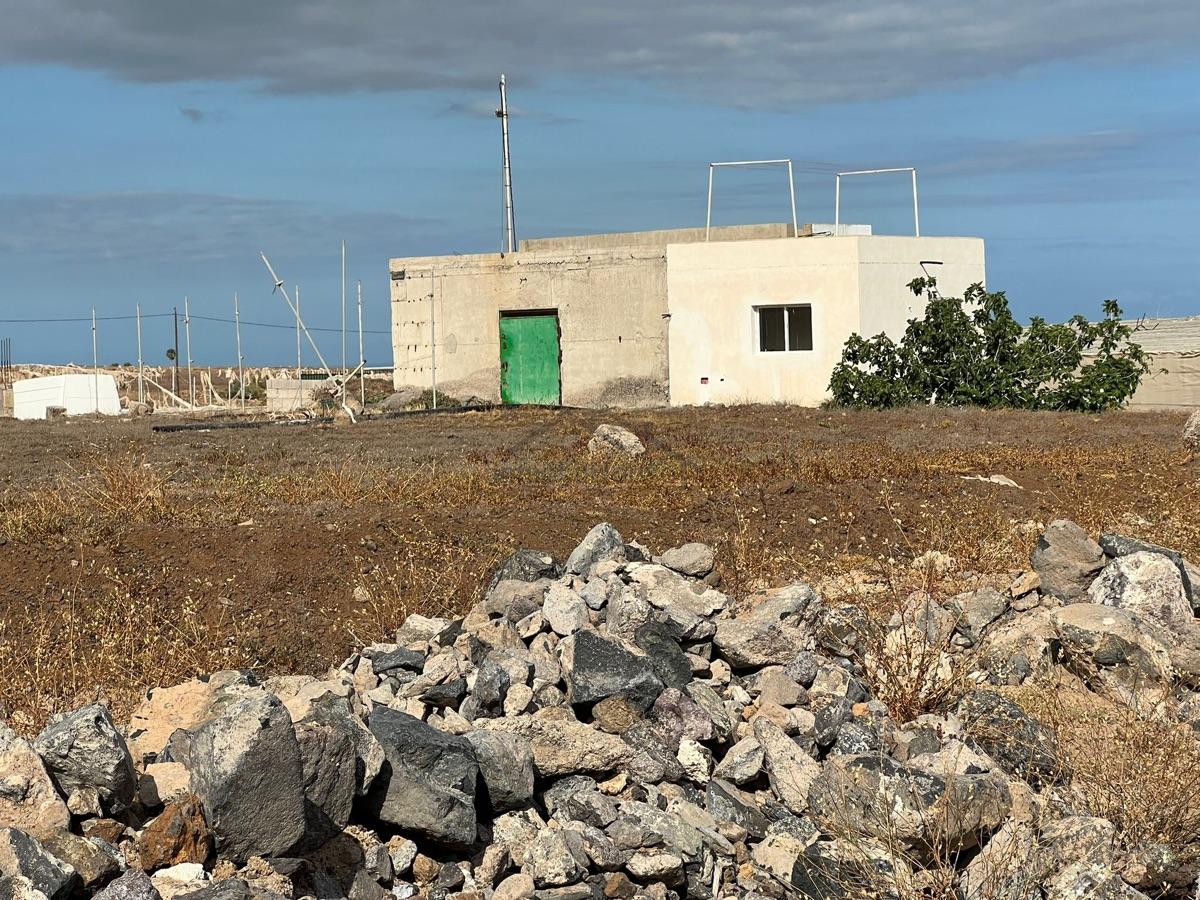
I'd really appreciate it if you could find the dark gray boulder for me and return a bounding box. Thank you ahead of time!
[1031,520,1105,601]
[364,708,479,848]
[564,525,625,577]
[465,731,535,813]
[957,690,1059,783]
[92,869,162,900]
[294,720,357,844]
[632,623,692,689]
[560,631,663,711]
[489,550,562,591]
[33,704,136,815]
[0,829,77,900]
[188,693,307,862]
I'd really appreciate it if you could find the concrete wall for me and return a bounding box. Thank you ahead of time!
[390,248,670,407]
[666,236,987,407]
[266,378,311,413]
[666,238,862,407]
[856,236,986,340]
[520,223,796,253]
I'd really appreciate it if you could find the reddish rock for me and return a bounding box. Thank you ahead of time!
[134,795,213,870]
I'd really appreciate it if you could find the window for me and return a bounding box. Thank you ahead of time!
[757,305,812,352]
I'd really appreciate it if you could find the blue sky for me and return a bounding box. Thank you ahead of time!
[0,1,1198,365]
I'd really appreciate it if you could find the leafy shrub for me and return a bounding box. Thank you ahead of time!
[828,279,1152,412]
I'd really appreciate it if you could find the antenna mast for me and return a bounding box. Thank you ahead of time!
[497,74,517,254]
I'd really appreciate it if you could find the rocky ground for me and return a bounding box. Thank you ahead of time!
[0,406,1195,730]
[3,515,1200,900]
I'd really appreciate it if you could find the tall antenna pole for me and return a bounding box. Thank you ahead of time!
[357,280,365,410]
[430,276,438,410]
[497,74,517,255]
[184,296,194,407]
[136,303,145,404]
[91,306,99,414]
[295,285,302,379]
[234,292,245,412]
[341,239,347,373]
[172,306,180,396]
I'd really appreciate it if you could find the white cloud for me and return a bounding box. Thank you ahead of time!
[0,0,1196,106]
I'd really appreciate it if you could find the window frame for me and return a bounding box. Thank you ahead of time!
[754,303,813,353]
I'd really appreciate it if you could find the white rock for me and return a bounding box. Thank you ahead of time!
[542,584,590,637]
[587,424,645,457]
[1088,551,1193,634]
[676,739,712,782]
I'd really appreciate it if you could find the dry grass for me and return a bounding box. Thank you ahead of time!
[0,407,1194,734]
[1014,679,1200,881]
[0,452,178,542]
[0,566,265,732]
[349,525,509,644]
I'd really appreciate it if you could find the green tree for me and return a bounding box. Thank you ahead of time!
[828,279,1152,412]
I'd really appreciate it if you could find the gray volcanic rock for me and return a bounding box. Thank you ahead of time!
[187,693,307,862]
[33,704,136,816]
[364,708,479,848]
[559,630,663,710]
[1031,520,1105,601]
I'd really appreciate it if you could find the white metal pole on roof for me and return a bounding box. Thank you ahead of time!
[706,159,796,241]
[787,159,798,237]
[705,165,714,242]
[136,303,144,404]
[341,239,347,373]
[912,168,921,237]
[234,292,245,412]
[91,306,99,414]
[357,280,365,410]
[834,167,920,237]
[184,296,194,407]
[834,174,841,235]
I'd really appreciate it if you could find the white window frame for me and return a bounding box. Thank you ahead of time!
[755,304,813,353]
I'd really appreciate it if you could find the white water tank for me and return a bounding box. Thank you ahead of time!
[12,374,122,419]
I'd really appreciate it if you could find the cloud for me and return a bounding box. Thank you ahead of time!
[443,98,579,125]
[0,0,1196,106]
[179,106,225,123]
[0,191,436,262]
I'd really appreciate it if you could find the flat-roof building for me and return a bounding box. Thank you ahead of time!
[389,223,986,407]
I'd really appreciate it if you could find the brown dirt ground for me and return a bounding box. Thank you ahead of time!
[0,405,1195,727]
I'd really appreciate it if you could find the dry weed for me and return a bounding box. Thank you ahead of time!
[350,525,508,644]
[1014,680,1200,877]
[0,566,263,732]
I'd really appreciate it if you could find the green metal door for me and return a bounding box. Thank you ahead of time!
[499,313,561,405]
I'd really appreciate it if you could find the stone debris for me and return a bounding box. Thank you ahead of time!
[587,424,646,457]
[1,519,1198,899]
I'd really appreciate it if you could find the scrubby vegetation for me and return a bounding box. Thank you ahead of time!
[829,279,1153,411]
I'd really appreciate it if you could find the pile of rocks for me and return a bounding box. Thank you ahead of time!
[3,520,1200,900]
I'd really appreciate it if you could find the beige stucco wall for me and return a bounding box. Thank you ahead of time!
[856,236,987,339]
[390,248,670,407]
[666,236,987,407]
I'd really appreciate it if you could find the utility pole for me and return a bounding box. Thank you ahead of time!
[430,278,437,410]
[91,307,99,414]
[295,285,302,379]
[497,74,517,254]
[136,303,144,404]
[341,239,347,373]
[356,280,365,409]
[172,306,180,396]
[234,292,245,412]
[184,296,194,407]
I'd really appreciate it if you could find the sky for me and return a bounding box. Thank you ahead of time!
[0,1,1198,365]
